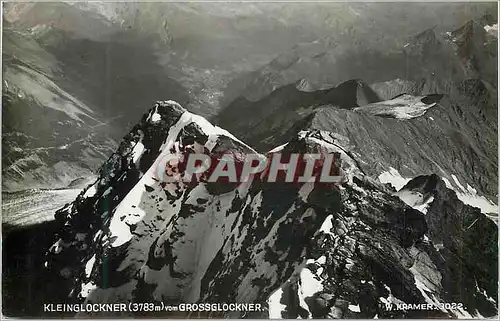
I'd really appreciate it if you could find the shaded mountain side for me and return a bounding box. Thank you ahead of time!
[18,26,190,127]
[322,79,381,108]
[1,94,116,191]
[221,18,497,106]
[2,29,116,191]
[35,102,497,319]
[2,221,75,317]
[400,174,498,307]
[448,20,498,86]
[2,21,190,191]
[2,32,118,191]
[215,79,381,141]
[3,2,119,41]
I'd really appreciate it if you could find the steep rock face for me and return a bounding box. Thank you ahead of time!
[447,20,498,86]
[45,102,497,318]
[399,174,497,317]
[269,166,497,318]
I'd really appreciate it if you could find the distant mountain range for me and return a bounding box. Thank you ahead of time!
[220,18,497,105]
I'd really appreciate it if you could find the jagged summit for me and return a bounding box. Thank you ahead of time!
[408,27,440,48]
[450,19,487,42]
[295,78,315,92]
[46,101,339,314]
[323,79,381,108]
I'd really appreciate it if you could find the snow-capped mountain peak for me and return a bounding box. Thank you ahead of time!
[44,101,497,318]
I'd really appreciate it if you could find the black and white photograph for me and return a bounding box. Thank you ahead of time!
[1,1,498,318]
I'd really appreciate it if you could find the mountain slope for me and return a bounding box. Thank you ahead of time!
[309,80,497,204]
[33,101,497,319]
[2,6,190,191]
[216,77,497,205]
[2,28,119,191]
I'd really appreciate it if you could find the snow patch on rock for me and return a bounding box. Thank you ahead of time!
[354,94,440,119]
[84,254,96,278]
[268,287,287,319]
[395,190,434,214]
[378,167,410,191]
[442,176,498,215]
